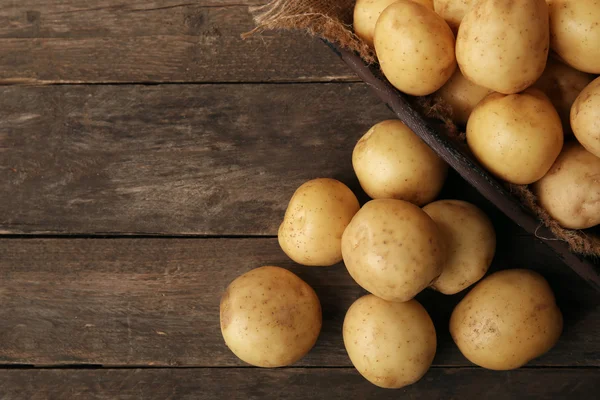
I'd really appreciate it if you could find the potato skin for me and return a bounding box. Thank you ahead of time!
[571,77,600,158]
[343,295,436,389]
[374,0,456,96]
[548,0,600,73]
[450,269,563,370]
[352,120,448,206]
[220,266,322,367]
[436,68,492,125]
[456,0,549,94]
[354,0,434,47]
[433,0,476,32]
[533,142,600,229]
[466,89,564,184]
[341,199,445,302]
[533,57,594,134]
[423,200,496,295]
[278,178,360,266]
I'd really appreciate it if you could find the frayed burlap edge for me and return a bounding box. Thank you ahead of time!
[244,0,599,258]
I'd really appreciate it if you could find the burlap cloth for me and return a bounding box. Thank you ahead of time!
[245,0,600,258]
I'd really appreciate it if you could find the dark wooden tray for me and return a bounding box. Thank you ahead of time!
[325,41,600,292]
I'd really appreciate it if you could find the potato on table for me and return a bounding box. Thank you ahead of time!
[450,269,563,370]
[341,199,446,302]
[220,266,322,367]
[571,76,600,158]
[343,295,436,389]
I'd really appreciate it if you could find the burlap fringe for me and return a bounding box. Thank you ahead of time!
[246,0,600,258]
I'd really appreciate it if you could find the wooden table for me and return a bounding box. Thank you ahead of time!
[0,1,598,398]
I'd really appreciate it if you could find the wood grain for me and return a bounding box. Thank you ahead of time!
[0,238,597,367]
[0,1,355,83]
[0,368,597,399]
[0,83,394,235]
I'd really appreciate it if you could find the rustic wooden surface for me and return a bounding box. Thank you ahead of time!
[0,1,598,398]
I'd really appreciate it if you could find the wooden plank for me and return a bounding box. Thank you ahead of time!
[0,83,393,235]
[0,368,598,399]
[0,238,597,367]
[0,1,355,83]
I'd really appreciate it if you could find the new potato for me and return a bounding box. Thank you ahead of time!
[341,199,445,302]
[467,89,564,184]
[436,68,492,125]
[433,0,475,31]
[343,295,436,389]
[533,142,600,229]
[456,0,549,94]
[220,266,322,367]
[278,178,360,266]
[374,0,456,96]
[354,0,434,47]
[450,269,563,370]
[423,200,496,295]
[571,76,600,158]
[548,0,600,73]
[352,120,448,206]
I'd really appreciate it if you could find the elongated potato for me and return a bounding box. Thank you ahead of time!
[571,77,600,158]
[456,0,549,94]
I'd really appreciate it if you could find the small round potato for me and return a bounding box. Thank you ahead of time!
[533,142,600,229]
[278,178,360,266]
[467,89,564,184]
[456,0,549,94]
[423,200,496,295]
[433,0,476,32]
[571,77,600,158]
[374,0,456,96]
[533,57,594,134]
[352,120,448,206]
[354,0,434,47]
[220,266,322,367]
[548,0,600,73]
[341,199,445,302]
[436,68,492,126]
[343,295,436,389]
[450,269,563,370]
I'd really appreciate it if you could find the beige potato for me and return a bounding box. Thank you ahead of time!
[571,77,600,158]
[352,120,448,206]
[450,269,563,370]
[374,0,456,96]
[433,0,475,32]
[354,0,434,47]
[423,200,496,295]
[533,57,594,134]
[456,0,549,94]
[467,89,564,184]
[343,295,436,389]
[436,68,492,125]
[548,0,600,73]
[220,266,322,367]
[278,178,360,266]
[533,142,600,229]
[341,199,445,302]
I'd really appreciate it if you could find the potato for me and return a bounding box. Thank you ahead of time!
[467,89,564,184]
[354,0,434,47]
[533,142,600,229]
[548,0,600,73]
[220,266,322,367]
[433,0,475,32]
[278,178,359,266]
[571,77,600,158]
[352,120,448,206]
[341,199,445,302]
[343,295,436,389]
[423,200,495,295]
[436,68,492,126]
[533,57,594,134]
[450,269,563,370]
[456,0,549,94]
[374,0,456,96]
